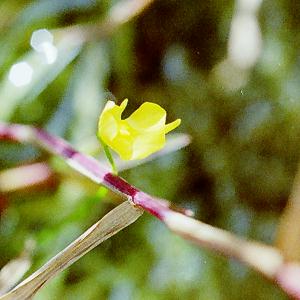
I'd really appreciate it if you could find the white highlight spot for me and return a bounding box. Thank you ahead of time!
[238,0,263,13]
[30,29,57,64]
[30,29,53,52]
[228,14,262,69]
[8,62,33,87]
[39,42,58,64]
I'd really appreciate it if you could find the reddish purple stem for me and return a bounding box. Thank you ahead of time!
[103,173,139,197]
[0,122,177,220]
[103,174,169,219]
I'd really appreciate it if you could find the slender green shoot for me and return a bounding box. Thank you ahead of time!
[98,136,118,175]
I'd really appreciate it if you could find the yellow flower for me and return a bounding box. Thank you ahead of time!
[98,99,181,160]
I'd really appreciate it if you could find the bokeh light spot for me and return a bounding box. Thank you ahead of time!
[8,62,33,87]
[30,29,57,64]
[30,29,54,51]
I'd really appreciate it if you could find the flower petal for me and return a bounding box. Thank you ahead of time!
[131,131,165,159]
[98,99,181,161]
[164,119,181,133]
[109,134,133,160]
[126,102,166,132]
[119,98,128,114]
[98,100,129,141]
[98,112,119,141]
[102,100,116,112]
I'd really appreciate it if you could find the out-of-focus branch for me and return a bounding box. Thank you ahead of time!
[0,201,143,300]
[0,163,56,193]
[0,240,34,296]
[210,0,263,92]
[115,134,191,172]
[276,165,300,261]
[54,0,155,45]
[164,212,282,278]
[1,122,300,299]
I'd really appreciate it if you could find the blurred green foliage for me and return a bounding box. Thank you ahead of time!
[0,0,298,298]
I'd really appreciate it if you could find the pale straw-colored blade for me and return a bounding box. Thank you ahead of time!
[0,201,143,300]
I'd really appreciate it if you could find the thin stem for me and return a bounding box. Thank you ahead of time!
[98,136,118,175]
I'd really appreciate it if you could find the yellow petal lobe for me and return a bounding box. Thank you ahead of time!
[126,102,166,132]
[164,118,181,134]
